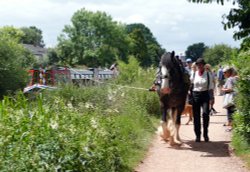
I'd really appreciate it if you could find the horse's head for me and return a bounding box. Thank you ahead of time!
[160,51,175,91]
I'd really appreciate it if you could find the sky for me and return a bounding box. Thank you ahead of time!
[0,0,241,55]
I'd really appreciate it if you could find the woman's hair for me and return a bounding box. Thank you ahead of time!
[205,64,211,71]
[191,62,196,68]
[223,66,233,75]
[232,67,237,75]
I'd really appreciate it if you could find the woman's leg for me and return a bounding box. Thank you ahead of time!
[227,105,236,126]
[192,92,201,141]
[202,98,210,141]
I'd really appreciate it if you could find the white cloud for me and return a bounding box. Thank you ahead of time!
[0,0,241,53]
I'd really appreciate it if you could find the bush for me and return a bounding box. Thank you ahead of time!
[0,26,35,98]
[232,50,250,142]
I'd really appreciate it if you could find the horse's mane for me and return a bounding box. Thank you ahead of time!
[161,52,184,84]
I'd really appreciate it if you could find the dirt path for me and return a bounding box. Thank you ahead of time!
[135,95,249,172]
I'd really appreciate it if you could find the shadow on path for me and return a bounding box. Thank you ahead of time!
[170,140,231,157]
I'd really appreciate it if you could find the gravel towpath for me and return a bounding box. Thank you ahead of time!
[135,95,249,172]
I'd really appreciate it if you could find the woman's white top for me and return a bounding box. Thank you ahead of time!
[190,71,213,92]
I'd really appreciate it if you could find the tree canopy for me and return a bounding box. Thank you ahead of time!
[202,44,236,66]
[56,9,165,68]
[185,42,208,62]
[188,0,250,40]
[20,26,45,47]
[125,23,165,67]
[57,8,130,67]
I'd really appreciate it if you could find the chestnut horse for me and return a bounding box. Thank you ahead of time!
[159,51,190,146]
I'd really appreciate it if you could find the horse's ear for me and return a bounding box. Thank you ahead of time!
[171,51,175,57]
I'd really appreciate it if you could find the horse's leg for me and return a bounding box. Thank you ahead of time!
[176,107,183,143]
[168,108,175,146]
[169,108,182,146]
[160,103,170,141]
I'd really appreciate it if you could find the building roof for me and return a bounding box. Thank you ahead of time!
[23,44,47,57]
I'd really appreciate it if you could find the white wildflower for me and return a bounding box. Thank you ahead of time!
[85,102,94,109]
[67,102,73,109]
[50,120,59,129]
[90,118,98,129]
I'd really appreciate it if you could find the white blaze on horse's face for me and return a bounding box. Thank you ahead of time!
[161,65,170,89]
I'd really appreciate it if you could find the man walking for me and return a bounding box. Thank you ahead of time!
[217,65,224,96]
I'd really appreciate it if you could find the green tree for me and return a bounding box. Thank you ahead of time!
[58,8,130,67]
[188,0,250,40]
[126,23,165,67]
[185,42,208,61]
[0,26,33,97]
[240,37,250,51]
[203,44,236,66]
[21,26,45,47]
[127,28,149,67]
[0,26,24,42]
[47,47,60,65]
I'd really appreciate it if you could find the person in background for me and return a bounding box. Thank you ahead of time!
[150,54,172,95]
[217,65,224,95]
[190,58,213,142]
[185,58,192,75]
[150,62,162,95]
[110,62,119,77]
[190,62,197,77]
[212,69,217,95]
[187,62,197,105]
[205,64,218,114]
[221,66,237,132]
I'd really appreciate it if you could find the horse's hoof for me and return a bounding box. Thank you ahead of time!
[170,141,182,146]
[160,133,170,141]
[169,138,182,146]
[175,140,183,145]
[161,136,169,142]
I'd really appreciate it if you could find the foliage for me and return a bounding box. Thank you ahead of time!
[116,56,141,84]
[125,23,165,67]
[240,37,250,51]
[232,131,250,169]
[185,42,208,61]
[0,26,24,42]
[47,48,60,65]
[232,50,250,142]
[0,59,160,171]
[188,0,250,40]
[0,26,35,98]
[20,26,45,47]
[58,8,130,67]
[203,44,236,66]
[127,28,149,67]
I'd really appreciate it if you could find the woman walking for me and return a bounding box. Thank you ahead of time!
[205,64,218,114]
[221,66,237,131]
[190,58,213,142]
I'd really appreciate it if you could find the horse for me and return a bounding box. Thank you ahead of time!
[159,51,190,146]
